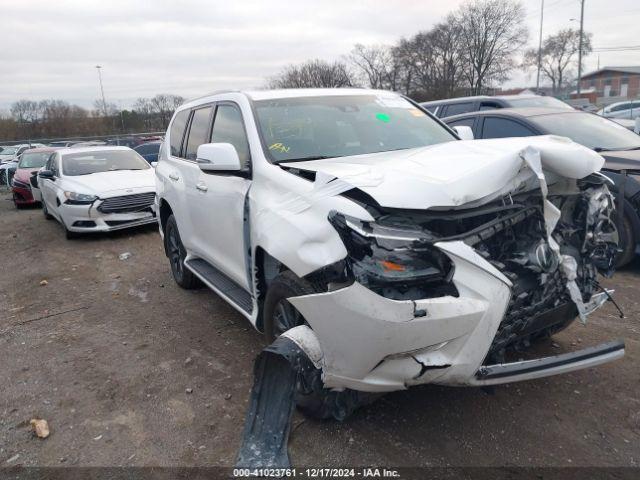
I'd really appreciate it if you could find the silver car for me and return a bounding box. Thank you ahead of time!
[598,100,640,120]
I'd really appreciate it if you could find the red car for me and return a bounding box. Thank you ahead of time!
[11,147,58,208]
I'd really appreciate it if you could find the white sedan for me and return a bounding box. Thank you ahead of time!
[38,146,157,239]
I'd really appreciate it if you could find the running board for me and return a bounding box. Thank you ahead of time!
[185,258,253,315]
[471,339,625,386]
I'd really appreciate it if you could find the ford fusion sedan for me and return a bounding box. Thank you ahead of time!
[11,147,58,207]
[38,146,157,239]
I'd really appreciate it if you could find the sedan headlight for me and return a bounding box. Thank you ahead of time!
[64,191,98,204]
[328,211,456,300]
[12,178,30,189]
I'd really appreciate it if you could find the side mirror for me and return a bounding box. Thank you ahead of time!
[151,161,158,168]
[452,125,474,141]
[196,143,241,172]
[38,170,55,180]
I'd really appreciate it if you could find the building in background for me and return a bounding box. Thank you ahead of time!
[575,66,640,105]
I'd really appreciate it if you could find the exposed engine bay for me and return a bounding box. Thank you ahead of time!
[328,173,618,363]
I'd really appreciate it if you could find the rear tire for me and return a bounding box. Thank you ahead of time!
[263,270,381,420]
[164,214,201,289]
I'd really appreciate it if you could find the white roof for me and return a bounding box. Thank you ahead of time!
[244,88,394,101]
[182,88,399,110]
[58,146,133,157]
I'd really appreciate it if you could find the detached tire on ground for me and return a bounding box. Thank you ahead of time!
[263,270,381,420]
[164,214,201,289]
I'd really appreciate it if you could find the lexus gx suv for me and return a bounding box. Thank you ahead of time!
[156,88,623,418]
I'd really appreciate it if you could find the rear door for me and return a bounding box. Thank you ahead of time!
[156,108,193,246]
[189,102,253,289]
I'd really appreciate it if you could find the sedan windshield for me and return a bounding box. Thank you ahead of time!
[1,147,18,155]
[253,94,455,163]
[532,112,640,151]
[62,150,150,176]
[507,96,573,109]
[18,152,51,169]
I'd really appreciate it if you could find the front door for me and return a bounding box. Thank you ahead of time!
[189,102,252,290]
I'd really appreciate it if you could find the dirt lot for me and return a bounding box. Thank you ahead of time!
[1,190,639,470]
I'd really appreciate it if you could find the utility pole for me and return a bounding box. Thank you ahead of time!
[95,65,108,117]
[577,0,585,96]
[536,0,545,93]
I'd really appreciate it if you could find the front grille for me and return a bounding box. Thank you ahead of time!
[97,192,155,214]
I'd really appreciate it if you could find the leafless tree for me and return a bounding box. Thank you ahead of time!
[348,44,403,90]
[523,29,592,94]
[10,100,41,124]
[267,59,358,89]
[455,0,528,95]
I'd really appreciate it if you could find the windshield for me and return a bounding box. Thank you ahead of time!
[532,112,640,151]
[253,94,456,163]
[1,147,18,155]
[62,150,150,176]
[18,152,50,168]
[507,96,573,109]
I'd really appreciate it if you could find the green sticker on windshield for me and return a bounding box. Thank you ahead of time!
[375,112,391,123]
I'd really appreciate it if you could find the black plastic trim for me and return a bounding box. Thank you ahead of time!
[477,340,625,380]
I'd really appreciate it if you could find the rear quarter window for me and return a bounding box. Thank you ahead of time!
[442,102,475,117]
[169,110,191,157]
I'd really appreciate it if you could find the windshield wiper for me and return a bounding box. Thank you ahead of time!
[594,146,640,152]
[276,155,337,164]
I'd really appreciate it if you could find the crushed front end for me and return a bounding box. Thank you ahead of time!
[288,172,623,391]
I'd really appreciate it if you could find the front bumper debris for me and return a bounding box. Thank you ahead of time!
[472,340,625,386]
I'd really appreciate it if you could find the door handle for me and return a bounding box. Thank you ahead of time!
[168,173,179,181]
[196,182,208,192]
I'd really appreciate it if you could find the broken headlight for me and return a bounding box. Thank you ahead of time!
[328,211,457,300]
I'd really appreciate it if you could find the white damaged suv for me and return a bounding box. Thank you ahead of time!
[156,88,623,416]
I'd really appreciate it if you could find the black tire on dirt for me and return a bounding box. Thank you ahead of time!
[63,222,80,240]
[263,270,381,420]
[263,270,316,343]
[42,201,53,220]
[616,212,636,267]
[164,214,201,289]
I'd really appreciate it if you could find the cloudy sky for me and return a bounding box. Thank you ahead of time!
[1,0,639,111]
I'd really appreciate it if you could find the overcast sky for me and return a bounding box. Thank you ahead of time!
[1,0,639,111]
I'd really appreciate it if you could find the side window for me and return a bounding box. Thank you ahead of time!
[50,155,60,176]
[442,102,475,117]
[184,107,213,161]
[169,109,191,157]
[481,117,536,139]
[611,103,629,112]
[210,104,250,168]
[479,102,501,111]
[448,118,475,129]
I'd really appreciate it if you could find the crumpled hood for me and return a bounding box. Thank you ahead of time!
[62,169,155,197]
[281,136,605,209]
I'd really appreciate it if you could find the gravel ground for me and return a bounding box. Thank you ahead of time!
[0,191,639,470]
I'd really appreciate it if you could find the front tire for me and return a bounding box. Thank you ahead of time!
[42,200,53,220]
[263,270,381,420]
[164,214,201,289]
[616,212,636,267]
